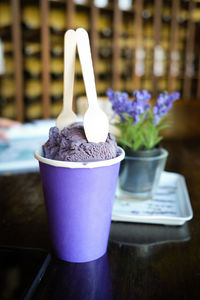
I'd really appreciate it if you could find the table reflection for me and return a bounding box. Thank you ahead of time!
[110,222,190,257]
[37,253,113,300]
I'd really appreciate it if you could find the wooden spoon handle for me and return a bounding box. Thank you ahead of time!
[76,28,98,109]
[63,30,76,110]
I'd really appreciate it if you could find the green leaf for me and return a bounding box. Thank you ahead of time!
[111,106,170,151]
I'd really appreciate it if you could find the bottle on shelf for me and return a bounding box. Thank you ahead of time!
[161,24,170,40]
[0,75,15,119]
[158,78,168,91]
[24,56,41,78]
[177,8,189,24]
[144,38,154,50]
[24,79,42,102]
[1,101,16,119]
[24,42,41,56]
[98,12,112,37]
[2,41,13,55]
[22,5,40,30]
[94,0,108,9]
[160,40,169,51]
[74,11,90,30]
[50,57,64,79]
[51,101,62,119]
[191,8,200,23]
[96,79,109,95]
[0,77,15,99]
[51,43,64,57]
[75,59,83,80]
[50,35,64,57]
[143,23,153,38]
[118,0,132,11]
[153,45,165,77]
[74,80,85,96]
[49,7,66,33]
[50,80,63,102]
[25,101,43,120]
[3,55,14,76]
[99,46,112,58]
[142,79,152,92]
[178,27,187,41]
[144,59,153,76]
[0,2,12,28]
[162,5,171,23]
[135,47,146,77]
[97,59,109,75]
[0,38,5,75]
[121,47,133,59]
[121,15,134,37]
[142,3,153,20]
[169,51,181,77]
[74,0,88,5]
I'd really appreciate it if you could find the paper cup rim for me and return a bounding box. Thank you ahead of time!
[34,146,125,169]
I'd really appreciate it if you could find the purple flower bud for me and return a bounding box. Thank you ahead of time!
[134,90,151,102]
[153,91,180,124]
[106,89,129,116]
[107,88,180,127]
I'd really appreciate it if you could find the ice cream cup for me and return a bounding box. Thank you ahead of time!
[34,147,125,263]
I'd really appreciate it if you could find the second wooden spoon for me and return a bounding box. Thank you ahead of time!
[56,29,77,131]
[76,28,109,143]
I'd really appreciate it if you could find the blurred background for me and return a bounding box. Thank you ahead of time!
[0,0,200,138]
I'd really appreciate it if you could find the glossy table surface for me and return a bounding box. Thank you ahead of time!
[0,139,200,300]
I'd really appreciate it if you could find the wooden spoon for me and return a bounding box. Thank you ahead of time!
[56,29,77,131]
[76,28,109,143]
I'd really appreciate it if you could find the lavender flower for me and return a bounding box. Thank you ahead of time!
[107,88,181,151]
[106,89,129,121]
[134,90,151,102]
[128,90,151,124]
[153,92,180,125]
[107,89,152,124]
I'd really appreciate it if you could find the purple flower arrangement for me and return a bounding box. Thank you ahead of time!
[107,89,180,151]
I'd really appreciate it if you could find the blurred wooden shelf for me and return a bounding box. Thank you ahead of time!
[0,0,200,126]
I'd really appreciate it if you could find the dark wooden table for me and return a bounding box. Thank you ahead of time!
[1,139,200,300]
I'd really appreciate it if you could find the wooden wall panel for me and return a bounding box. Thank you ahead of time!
[183,0,196,99]
[66,0,75,29]
[11,0,24,122]
[1,0,200,124]
[152,0,162,97]
[112,0,122,89]
[40,0,51,119]
[90,0,99,83]
[132,0,143,90]
[168,0,180,93]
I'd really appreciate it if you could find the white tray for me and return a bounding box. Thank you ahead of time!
[112,171,193,226]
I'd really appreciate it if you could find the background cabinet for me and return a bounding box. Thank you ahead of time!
[0,0,200,139]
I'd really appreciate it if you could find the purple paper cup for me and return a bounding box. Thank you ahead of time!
[34,147,124,263]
